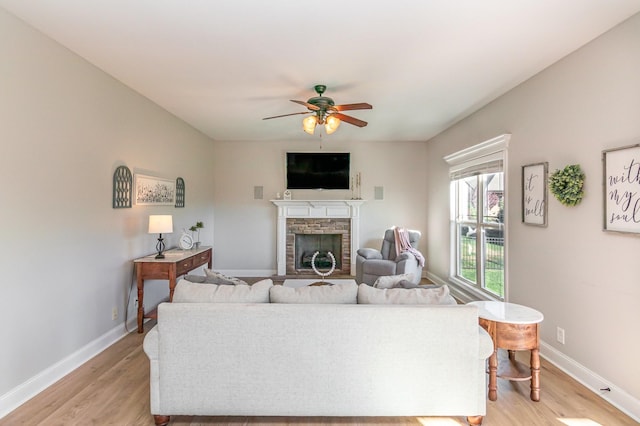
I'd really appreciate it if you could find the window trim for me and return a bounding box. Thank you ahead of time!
[443,134,510,168]
[444,134,510,302]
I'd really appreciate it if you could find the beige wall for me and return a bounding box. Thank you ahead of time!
[0,8,215,406]
[210,140,428,274]
[426,13,640,410]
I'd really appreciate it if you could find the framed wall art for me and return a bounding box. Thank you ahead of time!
[522,162,548,226]
[602,144,640,233]
[134,174,176,206]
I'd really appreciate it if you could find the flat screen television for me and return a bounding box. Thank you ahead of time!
[286,152,350,190]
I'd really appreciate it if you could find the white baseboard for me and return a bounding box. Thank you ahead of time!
[540,341,640,422]
[217,269,276,277]
[0,319,135,420]
[427,270,640,423]
[218,270,361,279]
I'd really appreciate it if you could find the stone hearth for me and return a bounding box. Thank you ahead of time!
[271,200,365,276]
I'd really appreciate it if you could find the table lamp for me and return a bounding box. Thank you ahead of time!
[148,215,173,259]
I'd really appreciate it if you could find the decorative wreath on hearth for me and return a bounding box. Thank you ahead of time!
[311,251,336,280]
[549,164,585,206]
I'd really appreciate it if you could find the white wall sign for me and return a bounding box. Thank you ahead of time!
[603,144,640,233]
[522,162,548,226]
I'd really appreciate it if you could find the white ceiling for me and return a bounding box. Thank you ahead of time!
[2,1,640,143]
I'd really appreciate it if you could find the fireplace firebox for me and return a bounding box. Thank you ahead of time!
[295,234,342,270]
[286,218,350,275]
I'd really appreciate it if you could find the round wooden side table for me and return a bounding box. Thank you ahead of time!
[467,301,544,402]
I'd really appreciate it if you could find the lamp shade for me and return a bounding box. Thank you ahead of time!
[302,115,317,135]
[324,115,341,134]
[148,215,173,234]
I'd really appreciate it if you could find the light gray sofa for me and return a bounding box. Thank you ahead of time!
[143,279,493,426]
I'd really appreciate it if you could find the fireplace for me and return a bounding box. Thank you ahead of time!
[295,234,342,270]
[287,218,349,275]
[271,200,365,276]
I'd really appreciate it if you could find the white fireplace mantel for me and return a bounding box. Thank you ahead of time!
[271,199,365,276]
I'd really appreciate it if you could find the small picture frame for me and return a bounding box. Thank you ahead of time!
[522,162,548,226]
[134,174,176,206]
[602,144,640,233]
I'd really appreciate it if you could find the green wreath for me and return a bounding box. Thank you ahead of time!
[549,164,585,206]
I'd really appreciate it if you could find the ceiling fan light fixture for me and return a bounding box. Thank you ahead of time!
[325,115,341,134]
[264,85,370,134]
[302,115,317,134]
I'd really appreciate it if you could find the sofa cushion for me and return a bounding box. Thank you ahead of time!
[173,278,272,303]
[203,269,249,285]
[270,283,358,304]
[372,273,414,289]
[357,283,457,305]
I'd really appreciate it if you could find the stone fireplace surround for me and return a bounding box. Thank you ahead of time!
[288,218,349,274]
[271,200,365,276]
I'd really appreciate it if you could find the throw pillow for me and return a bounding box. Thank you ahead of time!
[183,274,208,284]
[270,282,358,304]
[372,273,414,289]
[173,278,272,303]
[357,283,457,305]
[392,280,440,289]
[203,268,249,285]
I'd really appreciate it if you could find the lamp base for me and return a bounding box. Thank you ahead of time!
[155,235,166,259]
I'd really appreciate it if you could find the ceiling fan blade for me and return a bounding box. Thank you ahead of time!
[290,99,320,111]
[331,103,373,112]
[262,111,311,120]
[332,112,368,128]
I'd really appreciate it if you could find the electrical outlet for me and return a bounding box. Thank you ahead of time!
[556,327,565,344]
[112,306,118,321]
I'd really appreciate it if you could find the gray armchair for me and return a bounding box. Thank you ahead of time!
[356,228,423,285]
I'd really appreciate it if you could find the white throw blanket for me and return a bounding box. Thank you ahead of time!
[393,227,425,267]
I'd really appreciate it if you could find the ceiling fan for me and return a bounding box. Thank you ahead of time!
[262,84,372,135]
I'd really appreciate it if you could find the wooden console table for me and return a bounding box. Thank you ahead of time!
[133,246,212,333]
[468,301,544,402]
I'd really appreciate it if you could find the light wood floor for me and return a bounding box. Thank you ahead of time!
[2,320,635,426]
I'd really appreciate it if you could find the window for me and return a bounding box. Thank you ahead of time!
[444,135,510,300]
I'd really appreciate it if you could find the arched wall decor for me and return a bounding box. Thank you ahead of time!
[112,165,132,208]
[175,177,185,208]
